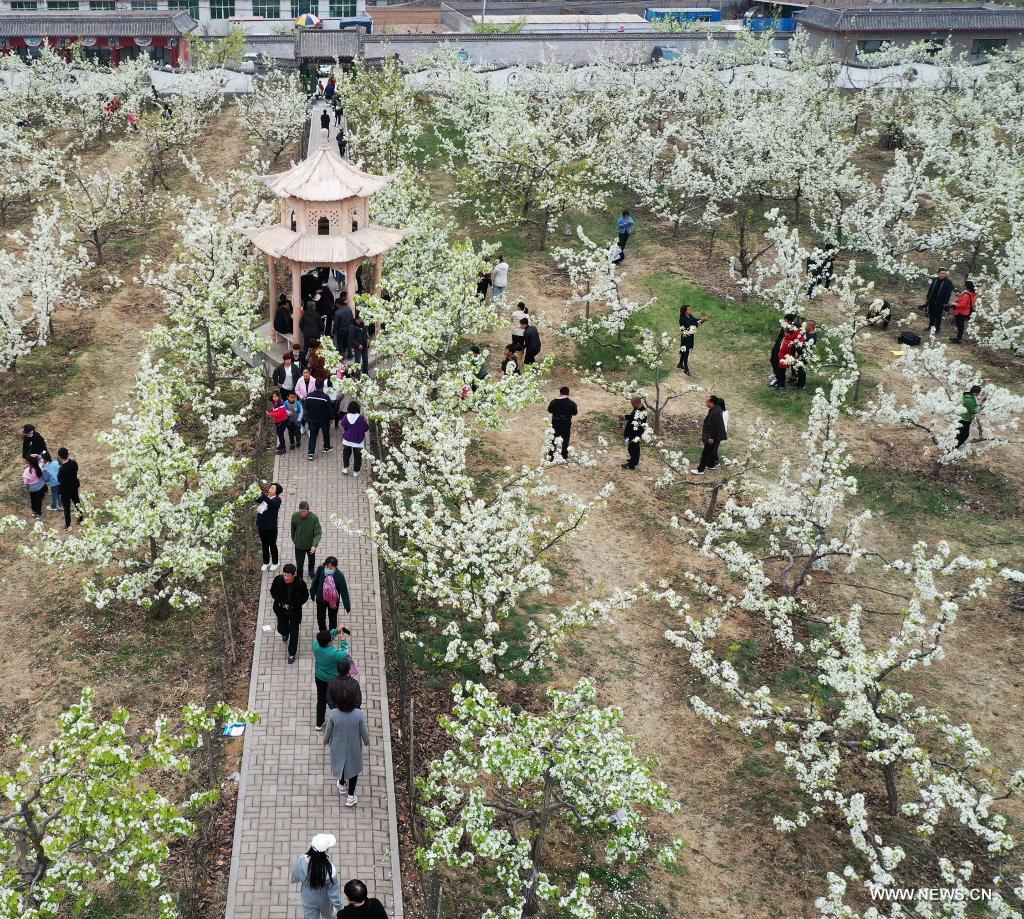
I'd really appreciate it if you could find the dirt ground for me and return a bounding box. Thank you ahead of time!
[458,218,1024,917]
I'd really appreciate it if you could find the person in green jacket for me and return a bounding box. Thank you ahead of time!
[291,500,322,580]
[313,628,350,732]
[956,384,982,447]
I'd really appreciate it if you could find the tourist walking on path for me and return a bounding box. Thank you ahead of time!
[21,424,46,460]
[271,563,309,664]
[677,304,709,376]
[313,628,350,732]
[491,255,509,301]
[305,379,334,460]
[256,482,283,571]
[56,448,83,529]
[621,396,646,470]
[41,450,61,512]
[547,386,578,461]
[311,555,352,631]
[292,500,322,579]
[617,209,635,253]
[327,657,362,711]
[332,300,354,357]
[350,316,370,374]
[273,352,301,395]
[285,391,304,449]
[521,318,542,366]
[22,454,47,518]
[341,402,368,476]
[925,268,954,334]
[691,396,728,475]
[957,385,982,447]
[268,392,289,454]
[951,280,976,344]
[337,879,389,919]
[290,833,344,919]
[323,679,370,806]
[319,109,331,132]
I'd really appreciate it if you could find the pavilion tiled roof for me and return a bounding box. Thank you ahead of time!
[244,224,407,264]
[295,29,360,59]
[0,10,195,36]
[257,142,393,202]
[796,3,1024,32]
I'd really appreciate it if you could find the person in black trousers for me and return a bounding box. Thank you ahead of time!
[350,316,370,373]
[320,109,330,131]
[256,482,283,571]
[22,424,46,460]
[304,379,333,460]
[925,268,954,333]
[621,397,646,470]
[56,448,83,529]
[676,305,709,376]
[520,318,541,366]
[332,301,354,357]
[310,555,352,632]
[691,397,728,474]
[270,564,309,664]
[546,386,578,460]
[769,313,798,387]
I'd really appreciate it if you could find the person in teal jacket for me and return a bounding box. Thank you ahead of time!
[40,450,62,511]
[313,628,350,731]
[956,384,982,447]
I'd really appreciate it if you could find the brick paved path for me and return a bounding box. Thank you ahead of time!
[224,435,403,917]
[225,104,401,918]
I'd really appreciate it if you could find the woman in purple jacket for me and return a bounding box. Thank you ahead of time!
[341,402,368,476]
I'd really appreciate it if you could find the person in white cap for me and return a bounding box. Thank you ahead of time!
[290,833,344,918]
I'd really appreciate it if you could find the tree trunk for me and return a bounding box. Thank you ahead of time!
[706,483,721,521]
[521,774,555,917]
[882,762,899,816]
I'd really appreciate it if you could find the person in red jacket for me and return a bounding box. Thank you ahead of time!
[951,280,976,344]
[776,327,805,390]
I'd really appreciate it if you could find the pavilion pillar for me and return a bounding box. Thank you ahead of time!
[290,261,302,340]
[372,253,383,296]
[267,255,278,339]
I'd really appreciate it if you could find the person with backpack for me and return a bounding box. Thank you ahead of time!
[271,563,309,664]
[256,482,283,571]
[56,448,83,529]
[310,555,352,632]
[341,402,368,476]
[951,280,977,344]
[40,450,61,512]
[313,627,350,733]
[22,454,47,519]
[956,385,982,448]
[691,396,728,474]
[520,318,541,366]
[290,833,344,918]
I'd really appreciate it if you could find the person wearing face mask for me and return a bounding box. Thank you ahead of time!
[310,555,352,632]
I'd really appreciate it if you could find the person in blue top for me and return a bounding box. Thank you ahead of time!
[617,209,635,253]
[40,450,62,512]
[285,390,304,450]
[313,628,350,732]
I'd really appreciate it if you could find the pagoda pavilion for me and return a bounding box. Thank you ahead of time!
[245,129,406,345]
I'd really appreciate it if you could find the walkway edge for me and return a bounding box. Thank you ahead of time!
[367,497,406,919]
[223,452,279,919]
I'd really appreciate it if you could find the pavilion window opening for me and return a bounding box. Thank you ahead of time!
[318,217,330,235]
[290,210,297,232]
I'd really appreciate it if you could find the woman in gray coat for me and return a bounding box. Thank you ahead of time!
[290,833,344,918]
[323,678,370,806]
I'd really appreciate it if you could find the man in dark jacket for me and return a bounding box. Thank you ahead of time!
[304,379,334,460]
[621,396,646,470]
[546,386,578,460]
[270,564,309,664]
[350,317,370,373]
[332,301,354,356]
[22,424,46,460]
[56,447,82,529]
[692,397,728,474]
[925,268,954,333]
[300,301,321,346]
[319,108,330,132]
[337,879,388,919]
[520,318,541,366]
